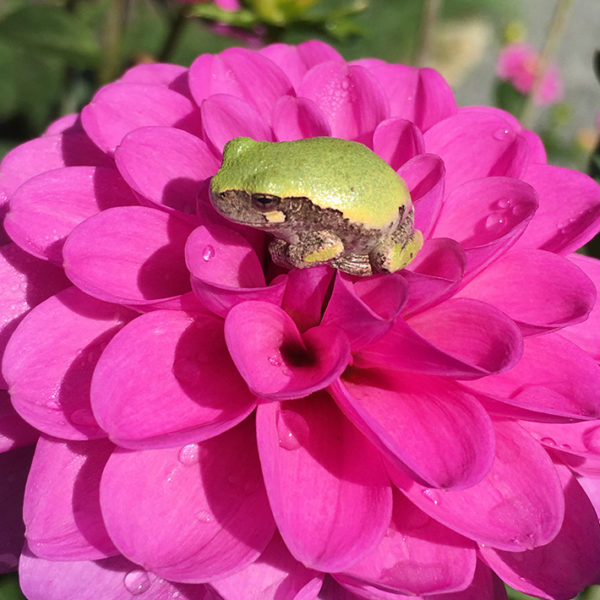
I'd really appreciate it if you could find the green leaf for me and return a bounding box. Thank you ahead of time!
[0,5,99,67]
[0,573,25,600]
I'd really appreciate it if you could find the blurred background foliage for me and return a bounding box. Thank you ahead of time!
[0,1,599,598]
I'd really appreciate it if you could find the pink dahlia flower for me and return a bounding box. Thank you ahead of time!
[496,42,564,106]
[2,40,600,600]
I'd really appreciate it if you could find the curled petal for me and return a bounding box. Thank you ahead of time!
[5,166,136,263]
[0,243,69,388]
[256,396,392,571]
[63,206,196,309]
[43,113,79,135]
[432,177,538,275]
[201,94,273,154]
[119,62,189,93]
[424,107,530,193]
[299,61,389,142]
[465,333,600,420]
[458,249,596,335]
[561,253,600,359]
[115,126,220,216]
[392,419,565,551]
[211,532,323,600]
[24,437,117,560]
[520,419,600,458]
[402,238,466,316]
[515,164,600,254]
[189,48,294,122]
[81,82,202,154]
[373,119,425,171]
[225,301,350,400]
[272,95,331,141]
[331,370,495,489]
[91,310,256,449]
[481,467,600,600]
[355,62,456,131]
[337,490,476,596]
[100,419,275,582]
[19,549,216,600]
[0,131,110,206]
[322,273,408,350]
[186,224,285,317]
[397,153,445,236]
[3,287,132,440]
[360,298,523,379]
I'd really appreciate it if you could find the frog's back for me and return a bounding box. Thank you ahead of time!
[220,137,410,228]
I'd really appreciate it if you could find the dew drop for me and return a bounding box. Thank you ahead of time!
[46,398,61,411]
[420,488,440,505]
[123,569,151,595]
[540,437,557,447]
[484,212,509,235]
[276,408,309,451]
[197,509,213,523]
[492,127,515,141]
[178,443,200,466]
[268,354,282,367]
[202,245,215,262]
[583,425,600,454]
[341,79,350,91]
[494,197,512,209]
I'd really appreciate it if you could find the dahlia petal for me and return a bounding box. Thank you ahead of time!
[225,301,350,400]
[515,164,600,254]
[5,166,136,263]
[337,490,476,596]
[431,177,538,275]
[331,370,495,489]
[24,437,117,560]
[19,549,217,600]
[481,467,600,600]
[100,419,275,582]
[354,63,456,131]
[397,153,445,237]
[62,206,195,308]
[561,253,600,359]
[519,418,600,457]
[189,48,294,122]
[115,126,219,215]
[272,95,331,141]
[401,238,466,316]
[554,451,600,478]
[81,82,202,154]
[0,243,69,388]
[392,419,565,551]
[0,131,110,205]
[322,273,408,350]
[256,396,392,571]
[211,532,323,600]
[361,298,522,378]
[0,391,38,452]
[282,266,335,332]
[201,94,273,154]
[373,119,425,171]
[458,249,596,334]
[424,107,530,193]
[3,287,132,440]
[0,446,34,573]
[261,40,343,90]
[119,62,188,91]
[186,224,285,317]
[43,113,79,135]
[320,576,382,599]
[299,62,389,142]
[521,129,547,163]
[464,333,600,420]
[91,310,256,449]
[427,561,508,600]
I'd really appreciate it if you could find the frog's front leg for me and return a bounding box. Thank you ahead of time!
[268,231,344,270]
[370,227,423,273]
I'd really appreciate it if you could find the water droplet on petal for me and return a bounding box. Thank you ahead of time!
[202,245,215,262]
[276,408,309,451]
[268,354,282,367]
[420,488,440,505]
[197,509,213,523]
[341,79,350,91]
[494,197,512,209]
[540,437,557,447]
[178,443,200,466]
[493,128,515,141]
[123,570,151,595]
[484,212,509,236]
[46,398,61,411]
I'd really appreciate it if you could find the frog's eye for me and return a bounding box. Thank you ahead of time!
[252,194,281,210]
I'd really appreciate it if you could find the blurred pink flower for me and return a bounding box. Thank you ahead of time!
[497,42,564,105]
[2,41,600,600]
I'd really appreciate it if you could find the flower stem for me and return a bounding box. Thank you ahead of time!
[413,0,442,67]
[99,0,129,85]
[157,6,187,62]
[520,0,574,129]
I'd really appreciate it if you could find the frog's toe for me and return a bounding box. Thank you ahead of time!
[371,230,423,273]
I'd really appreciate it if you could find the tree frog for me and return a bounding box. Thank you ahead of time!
[209,136,423,277]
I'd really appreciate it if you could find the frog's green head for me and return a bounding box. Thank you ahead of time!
[209,136,412,229]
